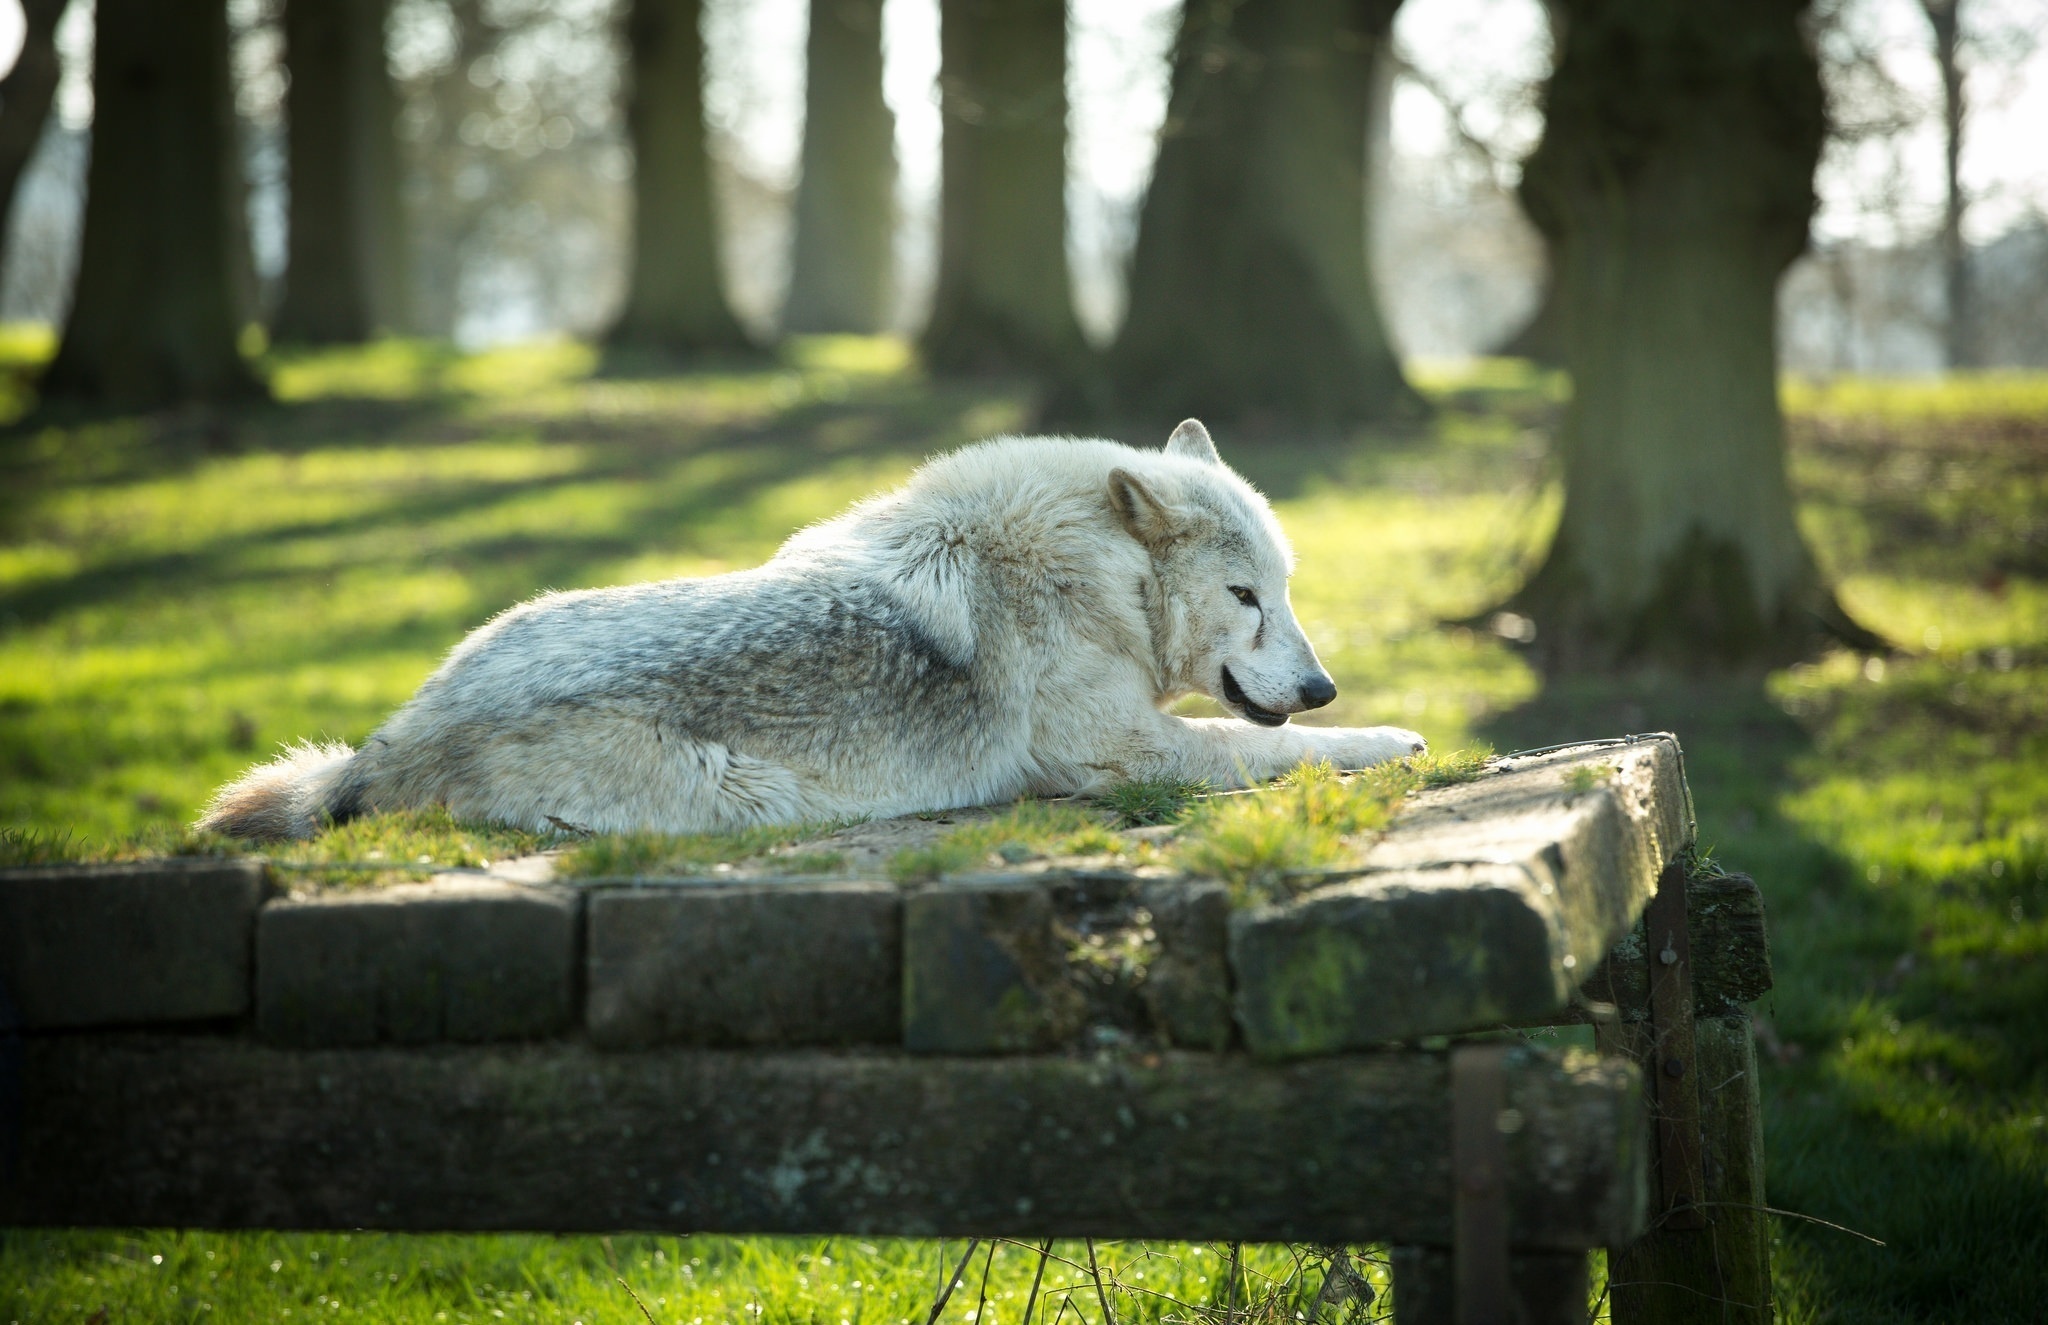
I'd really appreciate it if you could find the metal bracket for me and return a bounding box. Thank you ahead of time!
[1643,859,1706,1228]
[1451,1042,1512,1324]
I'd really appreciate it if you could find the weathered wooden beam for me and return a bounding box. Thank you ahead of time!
[1582,871,1771,1021]
[2,1036,1646,1249]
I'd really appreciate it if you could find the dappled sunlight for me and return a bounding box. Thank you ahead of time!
[1831,574,2048,653]
[2,347,2044,1318]
[0,1232,1386,1325]
[0,340,1040,842]
[1783,370,2048,421]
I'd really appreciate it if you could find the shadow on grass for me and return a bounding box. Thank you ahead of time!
[1482,675,2048,1321]
[0,349,1555,636]
[0,364,1037,632]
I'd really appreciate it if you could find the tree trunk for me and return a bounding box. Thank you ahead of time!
[0,0,65,242]
[782,0,895,335]
[273,0,407,342]
[39,0,263,407]
[1921,0,1973,369]
[607,0,752,358]
[918,0,1087,380]
[1503,0,1876,669]
[1109,0,1420,429]
[1494,277,1564,365]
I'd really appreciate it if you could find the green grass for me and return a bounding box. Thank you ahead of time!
[0,1232,1390,1325]
[1094,776,1211,828]
[1,340,2043,1320]
[557,824,850,880]
[1171,749,1493,903]
[887,799,1128,882]
[885,747,1493,893]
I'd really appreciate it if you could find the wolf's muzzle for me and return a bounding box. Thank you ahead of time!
[1220,666,1291,727]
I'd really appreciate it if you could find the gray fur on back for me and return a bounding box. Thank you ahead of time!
[197,429,1425,840]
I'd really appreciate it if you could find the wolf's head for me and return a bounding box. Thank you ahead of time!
[1111,420,1338,727]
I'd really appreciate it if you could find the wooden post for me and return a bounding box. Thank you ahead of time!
[1596,862,1774,1324]
[1603,1014,1771,1322]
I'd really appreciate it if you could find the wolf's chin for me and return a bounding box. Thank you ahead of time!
[1220,666,1290,728]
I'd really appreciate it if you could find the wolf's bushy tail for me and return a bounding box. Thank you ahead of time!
[194,740,357,841]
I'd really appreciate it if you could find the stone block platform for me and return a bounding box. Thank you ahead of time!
[1,735,1777,1323]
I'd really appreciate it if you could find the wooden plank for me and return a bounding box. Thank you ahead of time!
[3,1035,1645,1248]
[1451,1045,1511,1325]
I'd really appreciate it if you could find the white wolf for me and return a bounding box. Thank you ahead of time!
[198,420,1425,841]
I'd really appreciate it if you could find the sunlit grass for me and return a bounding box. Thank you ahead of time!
[0,1232,1386,1325]
[877,748,1494,896]
[1095,775,1211,827]
[559,824,849,880]
[1783,369,2048,420]
[888,799,1127,882]
[1171,749,1492,902]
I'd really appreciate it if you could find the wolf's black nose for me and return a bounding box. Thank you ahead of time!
[1298,675,1337,710]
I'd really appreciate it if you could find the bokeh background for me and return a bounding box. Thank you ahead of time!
[4,0,2046,364]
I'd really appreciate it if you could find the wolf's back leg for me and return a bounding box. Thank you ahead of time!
[424,714,827,835]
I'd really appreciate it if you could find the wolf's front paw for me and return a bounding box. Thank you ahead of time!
[1326,726,1427,770]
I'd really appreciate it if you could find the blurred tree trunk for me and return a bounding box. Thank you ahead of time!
[783,0,895,334]
[1110,0,1420,429]
[919,0,1087,380]
[1920,0,1974,369]
[1494,280,1563,365]
[40,0,263,407]
[273,0,408,342]
[608,0,751,358]
[0,0,65,241]
[1503,0,1876,668]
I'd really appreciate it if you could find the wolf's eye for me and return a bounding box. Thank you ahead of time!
[1229,586,1259,609]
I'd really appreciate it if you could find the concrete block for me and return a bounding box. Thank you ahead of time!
[585,882,900,1049]
[1362,737,1690,966]
[1231,863,1566,1056]
[256,882,577,1046]
[1230,738,1692,1056]
[0,857,270,1028]
[1140,880,1234,1050]
[902,879,1084,1053]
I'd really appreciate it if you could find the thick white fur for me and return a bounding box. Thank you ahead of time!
[198,421,1424,840]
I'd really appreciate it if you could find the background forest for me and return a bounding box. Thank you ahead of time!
[1,0,2045,1322]
[3,0,2046,369]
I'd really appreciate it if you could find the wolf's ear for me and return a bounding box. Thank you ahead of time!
[1164,418,1220,465]
[1108,467,1180,548]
